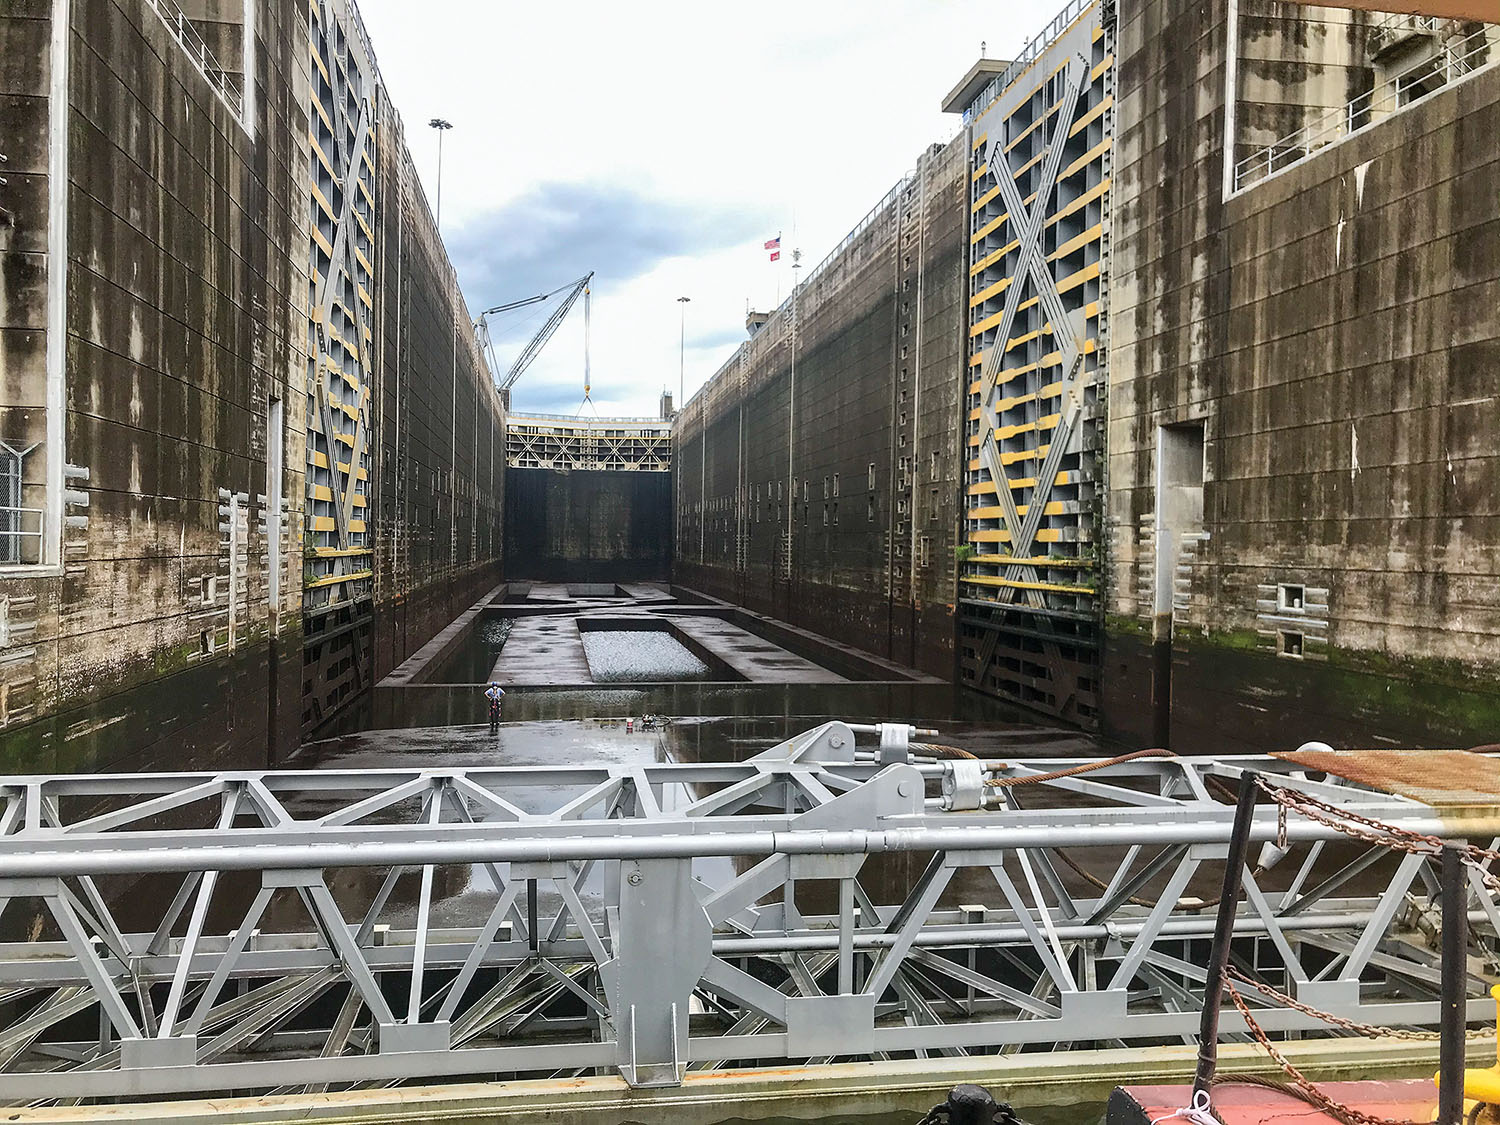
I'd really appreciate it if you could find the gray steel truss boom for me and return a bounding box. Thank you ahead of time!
[0,721,1496,1102]
[475,272,593,396]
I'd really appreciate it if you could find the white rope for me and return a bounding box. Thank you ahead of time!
[1151,1088,1217,1125]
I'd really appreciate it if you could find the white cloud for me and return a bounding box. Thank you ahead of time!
[355,0,1063,413]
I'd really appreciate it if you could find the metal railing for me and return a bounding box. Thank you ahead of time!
[508,412,671,428]
[1,721,1498,1100]
[1368,12,1443,57]
[1234,27,1496,191]
[796,172,915,297]
[962,0,1094,122]
[142,0,246,120]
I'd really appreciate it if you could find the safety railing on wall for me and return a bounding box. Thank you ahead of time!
[1368,12,1443,57]
[142,0,245,120]
[1234,26,1496,191]
[796,172,915,296]
[961,0,1093,122]
[509,413,671,428]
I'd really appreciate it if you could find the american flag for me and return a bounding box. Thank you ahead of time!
[764,236,781,250]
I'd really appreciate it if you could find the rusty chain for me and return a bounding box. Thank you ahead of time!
[1225,966,1494,1042]
[1224,977,1428,1125]
[1255,777,1500,896]
[1211,777,1500,1125]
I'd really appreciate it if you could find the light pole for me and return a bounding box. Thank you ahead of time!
[429,118,453,231]
[677,296,691,407]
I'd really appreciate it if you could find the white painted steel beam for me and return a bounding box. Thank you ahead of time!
[0,723,1497,1101]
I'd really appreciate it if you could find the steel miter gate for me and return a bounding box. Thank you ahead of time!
[0,723,1497,1102]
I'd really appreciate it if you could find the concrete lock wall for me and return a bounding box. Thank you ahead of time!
[366,104,505,708]
[0,0,503,773]
[672,139,968,679]
[1103,0,1500,752]
[672,0,1500,748]
[503,468,670,583]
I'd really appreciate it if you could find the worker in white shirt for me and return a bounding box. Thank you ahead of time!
[485,681,506,733]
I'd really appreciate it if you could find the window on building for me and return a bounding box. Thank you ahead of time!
[931,451,940,481]
[867,496,875,522]
[0,440,39,566]
[0,446,22,565]
[868,462,876,490]
[833,473,840,497]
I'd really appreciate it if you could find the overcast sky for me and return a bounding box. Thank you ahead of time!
[355,0,1061,416]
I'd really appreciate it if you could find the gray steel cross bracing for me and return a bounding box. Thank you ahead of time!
[0,723,1496,1100]
[965,56,1097,713]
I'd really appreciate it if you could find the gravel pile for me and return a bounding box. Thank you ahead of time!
[581,631,710,683]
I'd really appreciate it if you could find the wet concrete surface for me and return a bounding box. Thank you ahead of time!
[673,616,847,683]
[490,616,593,684]
[415,582,902,688]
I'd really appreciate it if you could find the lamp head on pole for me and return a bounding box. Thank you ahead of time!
[429,118,453,131]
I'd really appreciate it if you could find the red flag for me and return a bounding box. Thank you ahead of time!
[764,236,781,250]
[769,250,781,262]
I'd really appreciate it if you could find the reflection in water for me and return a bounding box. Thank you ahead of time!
[276,706,1108,932]
[321,680,1047,740]
[424,617,514,683]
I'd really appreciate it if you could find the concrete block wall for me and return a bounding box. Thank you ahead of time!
[504,468,670,583]
[0,0,503,772]
[0,0,306,774]
[673,138,967,677]
[368,107,505,697]
[1104,0,1500,753]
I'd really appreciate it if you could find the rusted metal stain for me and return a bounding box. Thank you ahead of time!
[1274,749,1500,806]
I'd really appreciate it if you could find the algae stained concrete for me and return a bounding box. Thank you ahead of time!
[673,137,968,681]
[1104,0,1500,752]
[0,0,307,774]
[0,1,504,772]
[369,107,506,691]
[504,467,670,583]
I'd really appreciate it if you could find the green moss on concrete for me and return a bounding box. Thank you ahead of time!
[1104,613,1151,639]
[1171,627,1500,745]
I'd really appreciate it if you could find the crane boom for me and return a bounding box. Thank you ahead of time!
[474,272,594,397]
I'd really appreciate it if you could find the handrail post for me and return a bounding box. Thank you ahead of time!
[1439,845,1467,1125]
[1193,769,1259,1100]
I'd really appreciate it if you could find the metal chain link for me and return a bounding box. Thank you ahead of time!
[1224,977,1426,1125]
[1225,966,1494,1042]
[1216,777,1500,1125]
[1255,778,1500,896]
